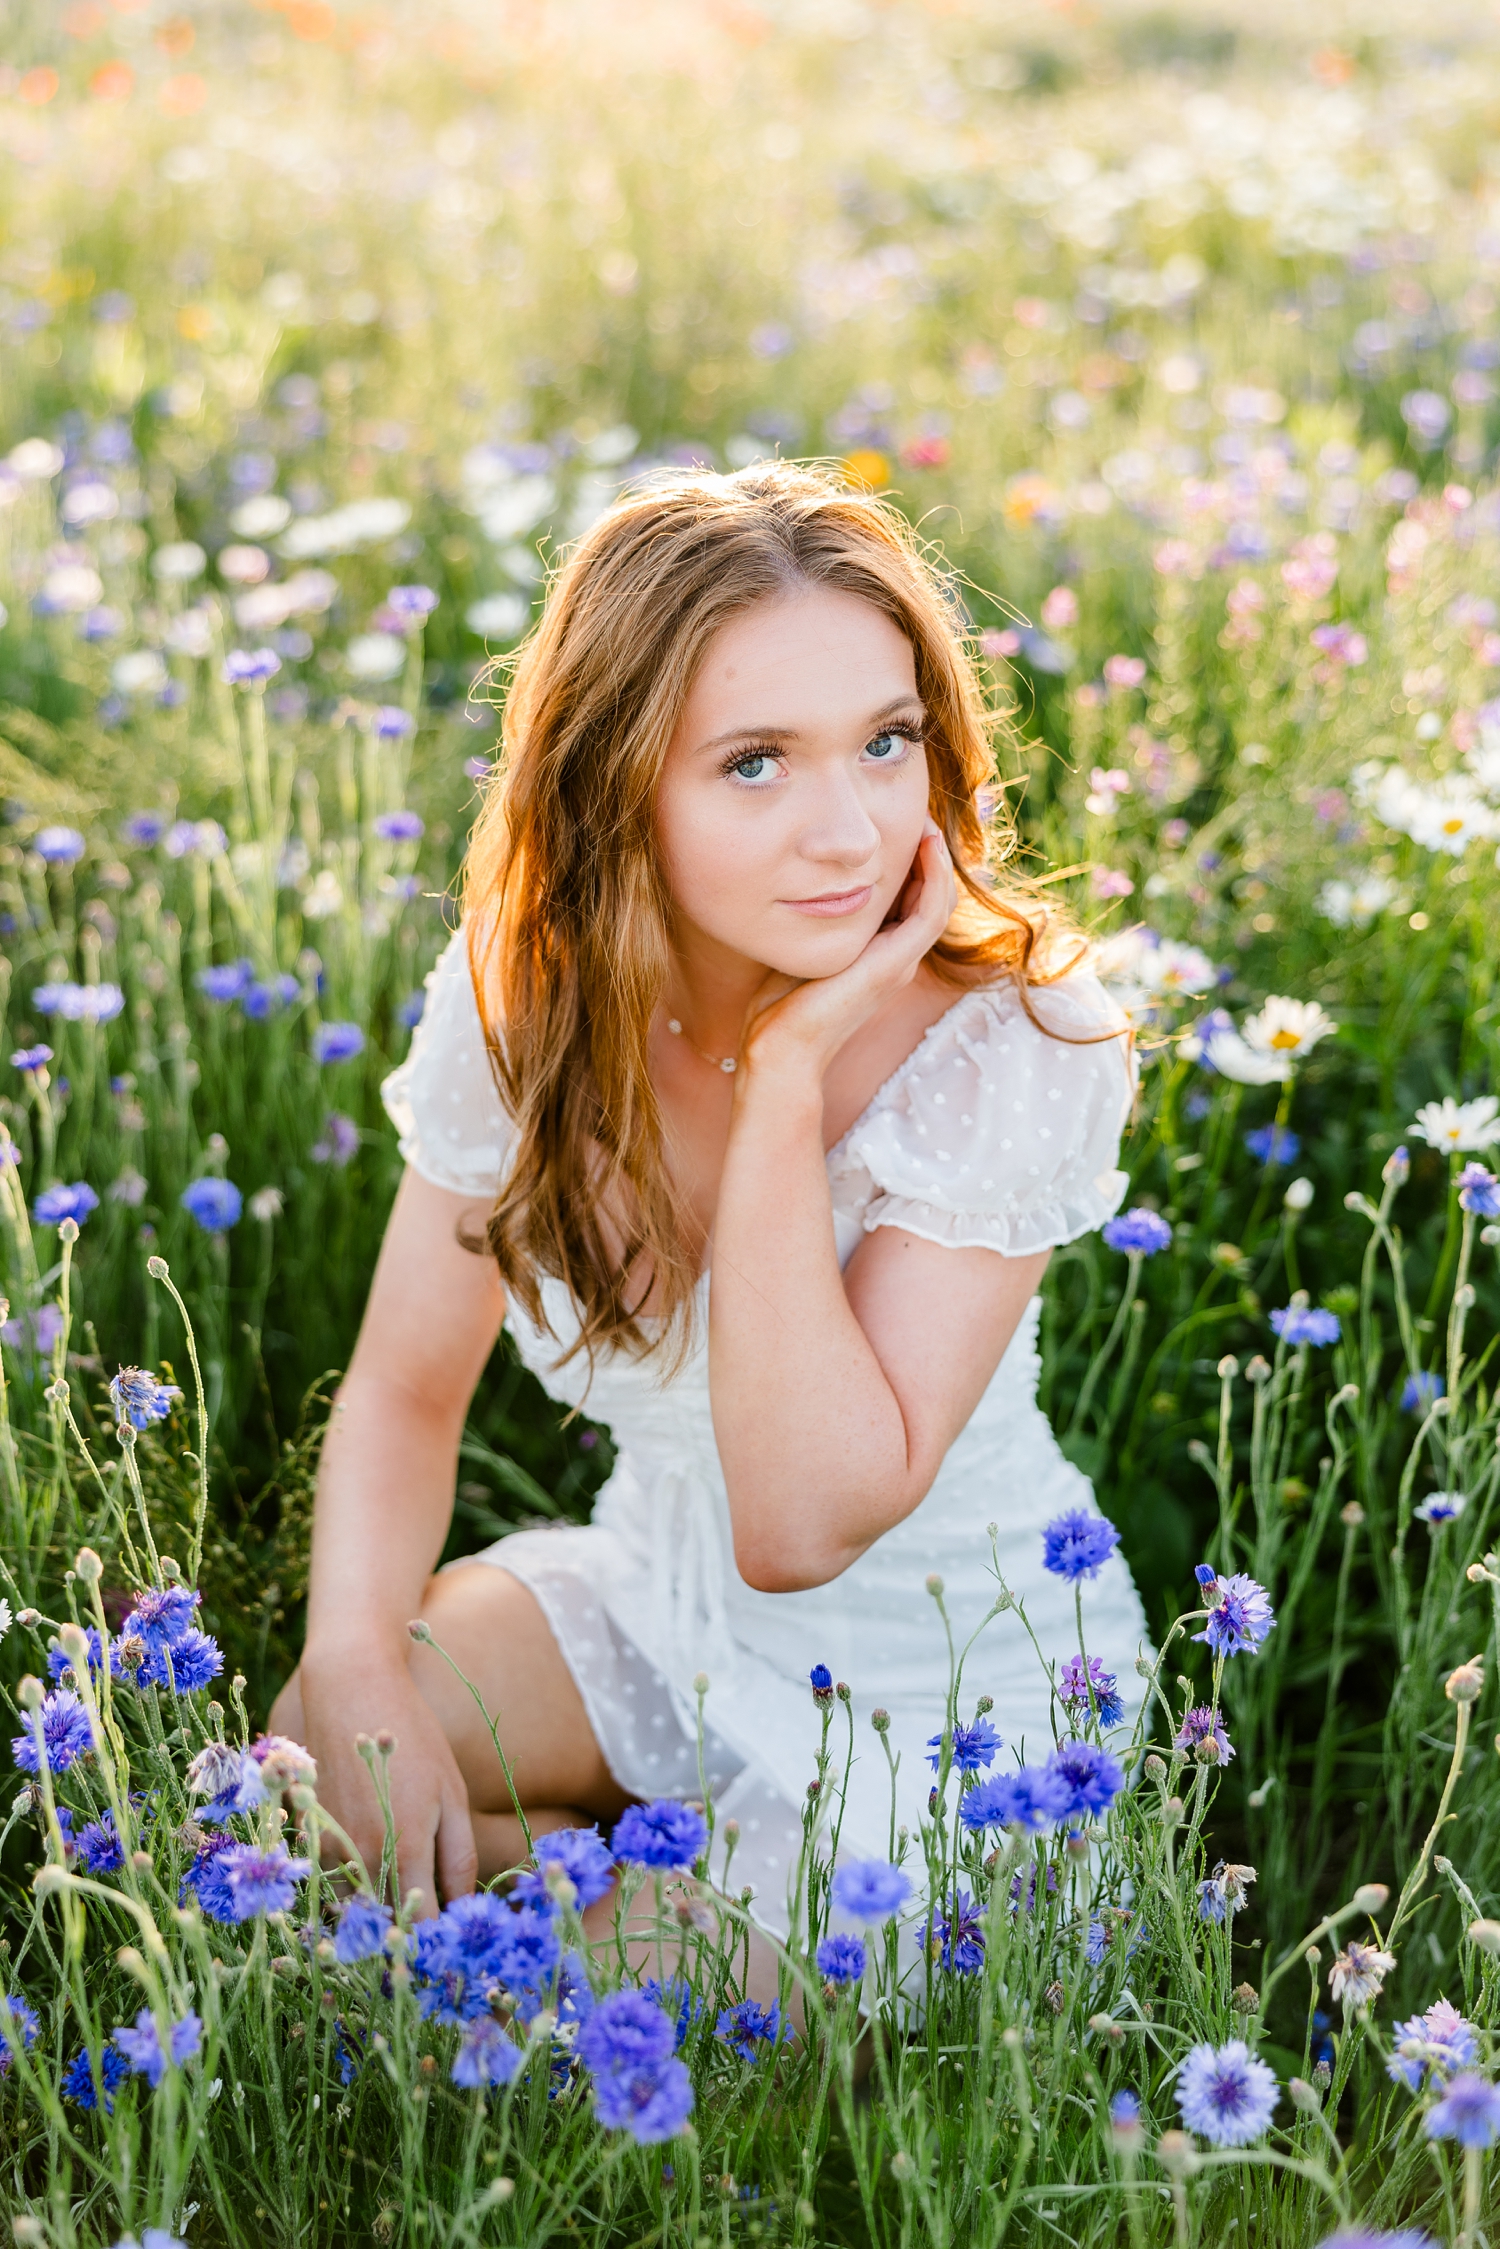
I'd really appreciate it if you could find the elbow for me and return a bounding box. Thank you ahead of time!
[732,1529,870,1596]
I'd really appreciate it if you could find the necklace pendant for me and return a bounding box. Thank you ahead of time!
[667,1019,683,1035]
[720,1057,737,1074]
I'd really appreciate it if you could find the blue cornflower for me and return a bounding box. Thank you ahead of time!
[374,810,424,842]
[958,1764,1068,1835]
[1042,1510,1121,1581]
[219,1842,309,1920]
[815,1934,867,1987]
[1401,1370,1445,1413]
[222,648,281,685]
[334,1893,394,1965]
[491,1902,562,1996]
[1416,1491,1466,1526]
[1101,1208,1173,1255]
[1173,1706,1235,1765]
[242,975,300,1020]
[581,1989,674,2074]
[1245,1124,1301,1167]
[611,1798,708,1872]
[830,1859,911,1922]
[311,1022,365,1065]
[925,1889,985,1976]
[371,704,416,738]
[396,990,426,1029]
[0,1994,40,2075]
[334,2020,364,2085]
[1195,1563,1218,1587]
[1176,2039,1278,2146]
[32,981,125,1022]
[123,811,167,847]
[61,2043,130,2112]
[109,1367,184,1430]
[451,2016,524,2089]
[113,2008,201,2089]
[180,1834,238,1922]
[34,826,87,865]
[1458,1163,1500,1218]
[927,1715,1002,1773]
[1388,1999,1478,2093]
[1010,1863,1060,1915]
[75,1812,124,1875]
[143,1626,223,1694]
[1193,1572,1277,1658]
[12,1688,95,1775]
[1086,1918,1111,1966]
[527,1824,616,1908]
[47,1627,104,1685]
[180,1177,243,1233]
[1044,1740,1125,1821]
[809,1662,834,1699]
[195,961,252,1004]
[385,584,439,623]
[1109,2089,1143,2134]
[412,1898,507,2022]
[716,1999,793,2061]
[120,1585,199,1655]
[11,1045,52,1072]
[579,1991,695,2142]
[1425,2072,1500,2148]
[641,1976,704,2048]
[1059,1655,1125,1730]
[1270,1305,1341,1347]
[33,1182,100,1228]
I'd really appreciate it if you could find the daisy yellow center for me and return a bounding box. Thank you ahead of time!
[1268,1028,1301,1049]
[1442,816,1466,834]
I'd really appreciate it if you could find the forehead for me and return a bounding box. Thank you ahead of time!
[679,586,918,735]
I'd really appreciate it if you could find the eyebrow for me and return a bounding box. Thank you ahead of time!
[694,698,927,755]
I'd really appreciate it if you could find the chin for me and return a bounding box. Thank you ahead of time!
[761,918,884,982]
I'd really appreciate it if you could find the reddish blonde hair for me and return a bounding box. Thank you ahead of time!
[464,461,1078,1367]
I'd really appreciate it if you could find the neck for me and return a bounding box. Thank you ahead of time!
[664,928,768,1057]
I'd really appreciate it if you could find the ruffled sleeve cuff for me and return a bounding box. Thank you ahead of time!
[379,926,515,1200]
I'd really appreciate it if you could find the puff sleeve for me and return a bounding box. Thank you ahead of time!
[828,974,1133,1256]
[379,926,515,1199]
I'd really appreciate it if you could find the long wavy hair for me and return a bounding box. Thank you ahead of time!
[464,460,1083,1369]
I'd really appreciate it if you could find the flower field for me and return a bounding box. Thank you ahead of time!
[11,0,1500,2241]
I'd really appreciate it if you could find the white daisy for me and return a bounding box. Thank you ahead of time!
[1410,1096,1500,1153]
[1241,996,1337,1060]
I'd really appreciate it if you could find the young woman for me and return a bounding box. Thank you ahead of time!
[271,461,1147,1950]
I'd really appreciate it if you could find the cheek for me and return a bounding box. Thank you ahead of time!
[657,785,775,933]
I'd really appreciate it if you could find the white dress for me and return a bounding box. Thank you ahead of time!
[382,932,1151,1937]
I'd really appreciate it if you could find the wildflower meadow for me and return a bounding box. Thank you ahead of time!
[10,0,1500,2241]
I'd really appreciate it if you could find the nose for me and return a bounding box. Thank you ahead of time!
[795,766,882,869]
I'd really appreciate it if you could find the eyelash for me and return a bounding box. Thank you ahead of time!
[717,725,925,786]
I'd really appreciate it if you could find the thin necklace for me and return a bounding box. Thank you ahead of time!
[665,1013,738,1075]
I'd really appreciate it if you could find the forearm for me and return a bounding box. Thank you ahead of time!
[709,1058,918,1588]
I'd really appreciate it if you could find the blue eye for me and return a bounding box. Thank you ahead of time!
[865,729,915,761]
[730,753,772,781]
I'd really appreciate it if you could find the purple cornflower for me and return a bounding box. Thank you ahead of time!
[1045,1740,1125,1821]
[34,826,86,865]
[1101,1208,1173,1255]
[1401,1371,1445,1413]
[242,974,300,1020]
[311,1022,365,1065]
[1042,1509,1121,1581]
[1059,1655,1125,1729]
[925,1889,985,1976]
[120,1585,199,1655]
[715,1998,793,2061]
[1173,1706,1235,1765]
[180,1177,242,1233]
[1388,1998,1478,2092]
[641,1976,704,2048]
[396,989,425,1028]
[33,1182,100,1228]
[222,648,281,685]
[451,2016,523,2089]
[958,1765,1067,1835]
[32,981,125,1022]
[491,1902,562,1997]
[219,1842,309,1920]
[610,1798,707,1872]
[144,1627,222,1694]
[580,1989,673,2074]
[311,1112,360,1167]
[333,1893,393,1965]
[809,1663,834,1701]
[1176,2039,1278,2146]
[75,1812,124,1875]
[122,811,167,847]
[412,1894,511,2022]
[1425,2072,1500,2147]
[1313,2233,1437,2248]
[1245,1124,1301,1167]
[1109,2089,1143,2138]
[113,2008,201,2089]
[815,1934,867,1986]
[165,819,226,859]
[0,1994,40,2075]
[47,1627,103,1685]
[180,1833,239,1922]
[371,704,416,739]
[109,1368,183,1430]
[11,1045,52,1072]
[374,810,424,842]
[384,584,439,623]
[580,1990,695,2142]
[196,961,252,1004]
[12,1688,95,1775]
[527,1824,616,1908]
[1010,1863,1060,1915]
[927,1716,1002,1773]
[61,2043,130,2112]
[1194,1572,1276,1658]
[1458,1163,1500,1218]
[1270,1305,1341,1347]
[830,1859,911,1922]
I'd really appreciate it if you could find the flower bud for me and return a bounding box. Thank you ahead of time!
[1066,1832,1090,1862]
[1340,1502,1365,1529]
[58,1217,79,1245]
[975,1694,994,1715]
[1161,1797,1184,1828]
[1143,1753,1166,1780]
[1232,1983,1259,2013]
[1245,1355,1272,1385]
[1312,2058,1332,2090]
[406,1619,433,1643]
[33,1863,70,1892]
[1217,1355,1238,1379]
[1088,2012,1125,2045]
[1283,1177,1314,1211]
[1156,2131,1198,2178]
[890,2151,916,2182]
[147,1255,169,1279]
[1288,2076,1322,2113]
[692,1672,709,1696]
[1483,1224,1500,1248]
[1351,1883,1389,1914]
[16,1676,43,1711]
[73,1548,102,1586]
[1468,1563,1492,1584]
[1469,1919,1500,1955]
[57,1623,90,1666]
[836,1681,851,1703]
[925,1573,945,1598]
[721,1817,739,1844]
[1447,1661,1485,1704]
[1043,1979,1065,2014]
[374,1730,396,1757]
[871,1708,890,1734]
[1456,1283,1477,1312]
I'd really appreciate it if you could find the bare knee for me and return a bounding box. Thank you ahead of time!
[268,1665,305,1741]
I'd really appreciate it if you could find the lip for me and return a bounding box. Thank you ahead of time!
[779,884,874,918]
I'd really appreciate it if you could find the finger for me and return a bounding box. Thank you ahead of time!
[396,1796,441,1919]
[436,1793,480,1906]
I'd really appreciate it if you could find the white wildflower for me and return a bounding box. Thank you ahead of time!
[1317,876,1402,928]
[1329,1940,1396,2009]
[0,1597,12,1642]
[1410,1097,1500,1153]
[1181,1019,1292,1086]
[1242,996,1337,1061]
